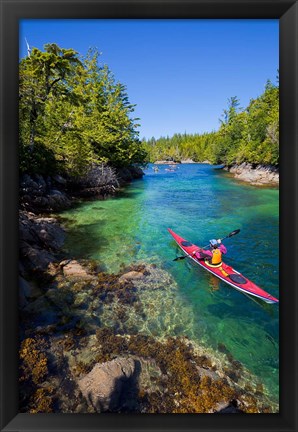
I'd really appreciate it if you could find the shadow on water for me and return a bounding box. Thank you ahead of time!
[117,189,143,199]
[207,302,249,320]
[61,219,111,259]
[207,297,274,320]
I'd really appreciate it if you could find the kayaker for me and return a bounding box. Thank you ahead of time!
[192,239,227,265]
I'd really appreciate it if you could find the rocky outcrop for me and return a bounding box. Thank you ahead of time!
[20,174,71,213]
[20,165,144,213]
[19,211,65,276]
[77,357,137,412]
[225,163,279,186]
[116,166,144,184]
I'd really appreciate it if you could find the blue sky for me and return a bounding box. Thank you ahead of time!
[19,19,278,140]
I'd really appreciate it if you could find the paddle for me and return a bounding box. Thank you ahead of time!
[173,229,240,261]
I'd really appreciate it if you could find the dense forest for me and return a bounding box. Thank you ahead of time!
[143,80,279,166]
[19,44,147,177]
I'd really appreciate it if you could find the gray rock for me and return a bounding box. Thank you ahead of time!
[21,245,56,272]
[117,167,133,182]
[19,211,65,250]
[33,196,50,207]
[53,174,67,185]
[20,174,71,212]
[20,173,31,185]
[181,159,195,163]
[49,189,64,196]
[228,163,279,185]
[34,174,47,189]
[77,357,136,412]
[129,166,144,179]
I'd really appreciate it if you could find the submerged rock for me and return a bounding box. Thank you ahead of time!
[118,271,145,283]
[62,260,94,280]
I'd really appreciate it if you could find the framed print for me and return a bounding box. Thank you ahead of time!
[0,0,297,431]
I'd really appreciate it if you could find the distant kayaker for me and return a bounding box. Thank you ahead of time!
[192,239,227,265]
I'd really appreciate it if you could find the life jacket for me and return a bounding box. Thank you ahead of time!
[211,248,222,264]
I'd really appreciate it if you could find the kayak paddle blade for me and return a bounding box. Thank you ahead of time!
[173,256,187,261]
[228,229,240,238]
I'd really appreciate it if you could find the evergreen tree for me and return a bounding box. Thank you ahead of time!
[143,80,279,167]
[19,44,147,177]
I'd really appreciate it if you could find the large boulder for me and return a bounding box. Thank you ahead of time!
[77,357,137,412]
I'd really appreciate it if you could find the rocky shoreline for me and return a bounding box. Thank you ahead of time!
[223,163,279,186]
[18,167,278,414]
[152,161,279,186]
[20,165,144,214]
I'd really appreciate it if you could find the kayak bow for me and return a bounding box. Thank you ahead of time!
[168,228,279,304]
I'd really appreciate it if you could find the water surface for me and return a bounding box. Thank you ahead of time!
[60,164,279,403]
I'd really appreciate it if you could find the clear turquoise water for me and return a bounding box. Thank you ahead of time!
[60,164,279,403]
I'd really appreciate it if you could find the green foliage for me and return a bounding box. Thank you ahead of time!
[19,142,59,176]
[144,80,279,166]
[19,44,147,177]
[143,131,219,163]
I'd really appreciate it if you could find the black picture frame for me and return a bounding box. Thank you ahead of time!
[0,0,297,431]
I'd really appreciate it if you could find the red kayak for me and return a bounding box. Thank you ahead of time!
[168,228,279,304]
